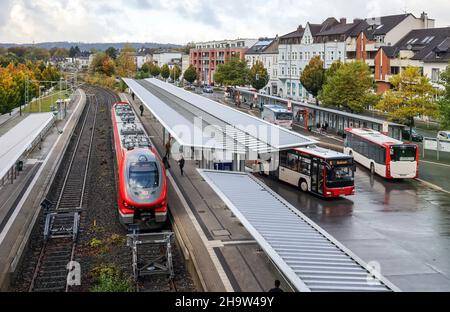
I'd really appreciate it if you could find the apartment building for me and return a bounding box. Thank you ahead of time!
[374,27,450,92]
[152,52,183,67]
[348,12,435,70]
[245,37,280,95]
[189,38,257,85]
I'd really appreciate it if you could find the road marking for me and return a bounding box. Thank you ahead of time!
[419,160,450,168]
[0,90,85,246]
[416,178,450,195]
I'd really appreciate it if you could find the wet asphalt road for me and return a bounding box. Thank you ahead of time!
[257,166,450,291]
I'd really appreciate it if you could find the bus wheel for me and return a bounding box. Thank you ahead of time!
[370,163,375,175]
[299,179,308,192]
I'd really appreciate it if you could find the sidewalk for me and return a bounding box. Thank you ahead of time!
[123,93,285,292]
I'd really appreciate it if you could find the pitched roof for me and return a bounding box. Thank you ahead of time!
[316,22,361,36]
[389,27,450,63]
[246,38,276,55]
[280,27,305,39]
[365,14,410,37]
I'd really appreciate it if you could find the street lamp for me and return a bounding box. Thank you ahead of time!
[39,85,45,113]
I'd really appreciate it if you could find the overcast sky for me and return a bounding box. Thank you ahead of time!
[1,0,450,45]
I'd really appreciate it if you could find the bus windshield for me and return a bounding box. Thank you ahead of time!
[276,112,293,120]
[326,163,354,188]
[390,145,416,162]
[128,162,159,188]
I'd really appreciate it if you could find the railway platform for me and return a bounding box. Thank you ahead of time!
[0,89,87,290]
[122,92,285,292]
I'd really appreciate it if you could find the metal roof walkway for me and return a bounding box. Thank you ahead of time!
[122,78,316,155]
[198,169,400,292]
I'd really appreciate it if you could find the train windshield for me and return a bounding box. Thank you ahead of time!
[390,145,416,162]
[129,161,159,189]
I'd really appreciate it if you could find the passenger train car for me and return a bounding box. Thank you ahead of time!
[111,102,168,228]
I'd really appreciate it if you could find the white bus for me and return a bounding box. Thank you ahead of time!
[260,145,355,198]
[343,128,419,179]
[262,105,293,129]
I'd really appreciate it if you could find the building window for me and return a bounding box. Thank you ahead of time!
[281,67,285,75]
[432,68,440,82]
[281,53,285,60]
[292,82,296,96]
[287,82,291,95]
[299,52,303,60]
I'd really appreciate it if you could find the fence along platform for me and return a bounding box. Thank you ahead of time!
[198,169,400,292]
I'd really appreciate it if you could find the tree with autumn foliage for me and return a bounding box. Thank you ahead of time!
[300,56,325,103]
[90,52,115,76]
[376,66,438,139]
[116,45,137,78]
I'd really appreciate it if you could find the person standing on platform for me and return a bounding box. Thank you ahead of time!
[268,280,283,292]
[139,104,144,116]
[178,155,185,176]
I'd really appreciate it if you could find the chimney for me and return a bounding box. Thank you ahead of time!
[421,11,429,28]
[298,24,303,30]
[340,18,347,24]
[353,18,363,24]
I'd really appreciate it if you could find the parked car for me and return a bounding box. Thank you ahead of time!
[202,85,213,93]
[402,128,423,142]
[437,130,450,141]
[184,84,196,91]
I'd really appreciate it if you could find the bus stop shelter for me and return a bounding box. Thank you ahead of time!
[234,87,405,140]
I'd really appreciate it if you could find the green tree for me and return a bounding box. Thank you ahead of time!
[248,60,269,91]
[438,63,450,129]
[300,55,325,103]
[69,46,81,58]
[183,65,197,84]
[0,52,19,67]
[324,60,343,84]
[170,65,181,81]
[149,63,160,77]
[319,61,378,113]
[160,64,170,79]
[105,47,118,59]
[141,62,152,73]
[90,52,115,76]
[214,57,248,86]
[376,66,438,138]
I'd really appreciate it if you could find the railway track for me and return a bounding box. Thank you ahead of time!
[28,87,99,292]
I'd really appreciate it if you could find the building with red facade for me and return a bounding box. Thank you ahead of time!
[190,38,257,85]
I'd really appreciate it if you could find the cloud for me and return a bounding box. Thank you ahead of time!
[0,0,449,44]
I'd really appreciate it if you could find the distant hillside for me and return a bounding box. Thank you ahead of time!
[0,42,183,51]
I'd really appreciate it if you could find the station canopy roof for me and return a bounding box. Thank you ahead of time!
[122,78,316,155]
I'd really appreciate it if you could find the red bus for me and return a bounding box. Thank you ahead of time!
[343,128,419,179]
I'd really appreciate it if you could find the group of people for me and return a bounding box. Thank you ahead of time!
[317,122,329,134]
[162,137,185,176]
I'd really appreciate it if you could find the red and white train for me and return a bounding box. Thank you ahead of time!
[111,102,168,228]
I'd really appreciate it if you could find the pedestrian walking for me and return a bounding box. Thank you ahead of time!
[178,155,185,176]
[268,280,283,292]
[139,104,144,117]
[162,155,170,170]
[165,138,172,159]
